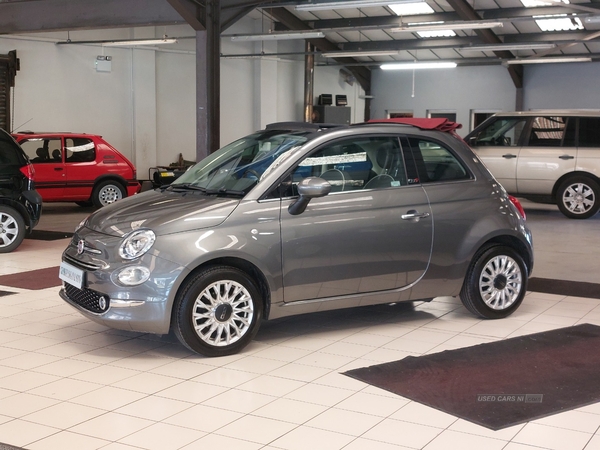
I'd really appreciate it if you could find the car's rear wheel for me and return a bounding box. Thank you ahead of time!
[92,180,126,208]
[172,266,263,357]
[557,176,600,219]
[0,205,26,253]
[460,245,527,319]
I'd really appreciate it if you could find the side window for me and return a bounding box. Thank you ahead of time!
[22,138,62,163]
[526,116,572,147]
[472,118,527,147]
[66,138,95,163]
[578,118,600,147]
[287,136,406,196]
[406,137,469,183]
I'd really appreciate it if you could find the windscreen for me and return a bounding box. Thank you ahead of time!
[172,130,309,194]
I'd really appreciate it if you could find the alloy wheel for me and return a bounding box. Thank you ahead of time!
[478,255,523,310]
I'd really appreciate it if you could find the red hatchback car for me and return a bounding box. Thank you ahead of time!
[13,132,140,207]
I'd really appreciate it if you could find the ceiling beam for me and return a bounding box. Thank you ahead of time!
[165,0,205,31]
[303,6,598,31]
[0,0,186,34]
[265,7,371,92]
[445,0,522,88]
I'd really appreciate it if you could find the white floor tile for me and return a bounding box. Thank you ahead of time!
[269,425,355,450]
[119,422,205,450]
[512,422,592,450]
[422,429,507,450]
[216,414,297,445]
[361,418,443,448]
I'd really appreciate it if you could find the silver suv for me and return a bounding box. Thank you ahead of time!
[59,120,533,357]
[466,110,600,219]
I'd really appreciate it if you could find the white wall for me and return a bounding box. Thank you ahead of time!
[523,62,600,111]
[371,65,517,136]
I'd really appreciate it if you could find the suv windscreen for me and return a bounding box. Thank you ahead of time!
[471,118,527,147]
[172,130,309,195]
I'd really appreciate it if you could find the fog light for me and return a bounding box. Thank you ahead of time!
[116,266,150,286]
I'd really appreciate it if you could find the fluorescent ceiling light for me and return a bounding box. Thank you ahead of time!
[417,30,457,38]
[521,0,569,7]
[534,15,583,31]
[228,31,325,41]
[389,2,434,15]
[322,50,402,57]
[459,43,557,52]
[381,61,457,70]
[505,56,591,64]
[391,21,504,32]
[103,38,177,46]
[296,0,424,11]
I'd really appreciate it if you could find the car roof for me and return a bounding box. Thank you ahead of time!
[12,131,100,137]
[265,118,461,136]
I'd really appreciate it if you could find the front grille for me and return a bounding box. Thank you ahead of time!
[64,284,109,314]
[64,254,103,271]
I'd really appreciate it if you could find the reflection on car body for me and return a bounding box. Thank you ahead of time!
[59,119,534,357]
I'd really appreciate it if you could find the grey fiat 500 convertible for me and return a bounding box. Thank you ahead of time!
[59,119,533,357]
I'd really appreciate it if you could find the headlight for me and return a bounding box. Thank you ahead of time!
[119,229,156,260]
[115,266,151,286]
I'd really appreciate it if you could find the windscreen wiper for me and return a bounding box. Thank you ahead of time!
[166,184,245,197]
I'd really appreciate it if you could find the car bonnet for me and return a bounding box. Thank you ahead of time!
[83,189,240,237]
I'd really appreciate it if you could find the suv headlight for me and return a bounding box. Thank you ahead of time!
[119,229,156,260]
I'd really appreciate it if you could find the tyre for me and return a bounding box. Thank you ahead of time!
[0,205,26,253]
[460,245,527,319]
[172,266,263,357]
[92,180,126,208]
[556,176,600,219]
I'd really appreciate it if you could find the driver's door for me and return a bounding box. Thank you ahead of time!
[279,135,433,303]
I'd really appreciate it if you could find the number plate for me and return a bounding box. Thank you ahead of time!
[59,262,85,289]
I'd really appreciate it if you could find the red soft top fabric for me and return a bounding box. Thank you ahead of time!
[367,117,462,133]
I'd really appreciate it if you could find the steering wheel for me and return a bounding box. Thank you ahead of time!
[243,169,261,180]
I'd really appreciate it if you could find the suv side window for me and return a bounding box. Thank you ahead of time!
[525,116,575,147]
[472,118,527,147]
[406,137,469,183]
[21,138,62,163]
[66,138,95,163]
[578,118,600,147]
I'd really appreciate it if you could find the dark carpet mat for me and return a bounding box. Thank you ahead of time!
[528,277,600,299]
[0,266,61,290]
[26,230,74,241]
[0,290,16,297]
[344,323,600,430]
[0,443,24,450]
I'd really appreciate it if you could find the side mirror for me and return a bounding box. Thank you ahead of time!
[467,136,477,147]
[288,177,332,216]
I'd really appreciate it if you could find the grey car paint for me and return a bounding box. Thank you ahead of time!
[59,122,533,355]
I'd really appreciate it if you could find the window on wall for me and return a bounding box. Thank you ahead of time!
[387,111,413,119]
[427,111,457,122]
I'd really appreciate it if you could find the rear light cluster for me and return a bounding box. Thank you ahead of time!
[19,163,35,181]
[508,195,526,220]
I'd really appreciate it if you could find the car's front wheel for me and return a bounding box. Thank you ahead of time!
[92,180,126,207]
[556,176,600,219]
[0,205,26,253]
[460,245,527,319]
[172,266,263,357]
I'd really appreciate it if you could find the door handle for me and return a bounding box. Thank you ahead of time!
[559,155,575,160]
[402,210,430,221]
[502,154,517,159]
[54,167,63,171]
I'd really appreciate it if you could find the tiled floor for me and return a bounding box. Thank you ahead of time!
[0,202,598,450]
